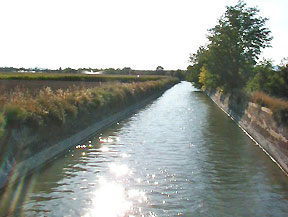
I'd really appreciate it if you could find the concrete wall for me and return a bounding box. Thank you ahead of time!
[0,90,167,189]
[207,90,288,175]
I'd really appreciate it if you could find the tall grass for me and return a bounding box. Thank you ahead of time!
[251,91,288,125]
[0,78,178,131]
[0,73,166,82]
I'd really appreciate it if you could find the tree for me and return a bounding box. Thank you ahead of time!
[246,59,288,98]
[206,0,272,90]
[156,66,165,75]
[121,67,132,74]
[187,46,210,88]
[199,65,219,91]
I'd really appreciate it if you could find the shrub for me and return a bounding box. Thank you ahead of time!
[4,104,28,126]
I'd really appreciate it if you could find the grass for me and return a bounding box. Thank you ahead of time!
[0,78,178,128]
[251,91,288,125]
[0,77,179,160]
[0,73,166,82]
[0,77,178,163]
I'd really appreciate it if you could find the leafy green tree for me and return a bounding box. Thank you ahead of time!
[187,46,210,88]
[199,65,219,91]
[246,59,274,92]
[194,0,272,91]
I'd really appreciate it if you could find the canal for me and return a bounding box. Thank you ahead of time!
[1,81,288,216]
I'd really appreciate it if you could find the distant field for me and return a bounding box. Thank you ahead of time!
[0,80,101,93]
[0,73,168,93]
[0,73,165,82]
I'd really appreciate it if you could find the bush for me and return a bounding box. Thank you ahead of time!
[246,60,288,98]
[4,104,28,126]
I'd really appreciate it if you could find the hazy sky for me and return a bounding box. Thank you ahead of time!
[0,0,287,70]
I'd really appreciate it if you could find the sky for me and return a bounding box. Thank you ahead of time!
[0,0,287,70]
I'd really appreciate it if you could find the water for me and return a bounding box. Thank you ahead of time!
[1,81,288,216]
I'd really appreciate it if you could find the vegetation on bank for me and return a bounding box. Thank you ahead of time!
[0,77,178,132]
[0,73,165,82]
[0,77,178,154]
[251,91,288,124]
[186,0,287,125]
[0,77,178,161]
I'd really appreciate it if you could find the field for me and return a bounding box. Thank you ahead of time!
[0,80,101,93]
[0,73,167,93]
[0,73,165,82]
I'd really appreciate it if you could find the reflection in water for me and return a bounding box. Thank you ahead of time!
[109,163,131,177]
[86,180,132,217]
[1,82,288,217]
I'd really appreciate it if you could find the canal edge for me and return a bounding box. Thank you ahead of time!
[0,85,175,191]
[205,90,288,177]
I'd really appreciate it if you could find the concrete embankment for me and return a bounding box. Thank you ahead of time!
[206,90,288,175]
[0,85,175,190]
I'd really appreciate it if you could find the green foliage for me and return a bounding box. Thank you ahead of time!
[199,65,219,91]
[247,59,288,98]
[207,0,272,90]
[121,67,132,74]
[186,46,210,88]
[4,105,28,126]
[170,69,186,80]
[187,0,272,91]
[0,113,5,137]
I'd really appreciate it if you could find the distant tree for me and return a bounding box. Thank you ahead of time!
[63,67,78,74]
[156,66,164,75]
[171,69,186,80]
[121,67,132,75]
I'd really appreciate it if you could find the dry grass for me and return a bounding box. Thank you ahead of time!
[0,73,165,82]
[251,91,288,125]
[0,78,178,159]
[0,80,101,93]
[0,78,178,130]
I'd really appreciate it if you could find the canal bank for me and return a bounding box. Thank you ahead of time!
[206,89,288,175]
[0,80,178,190]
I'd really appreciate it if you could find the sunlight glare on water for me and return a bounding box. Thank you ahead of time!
[109,163,132,177]
[84,180,132,217]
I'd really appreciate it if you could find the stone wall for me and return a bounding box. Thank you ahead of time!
[207,90,288,175]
